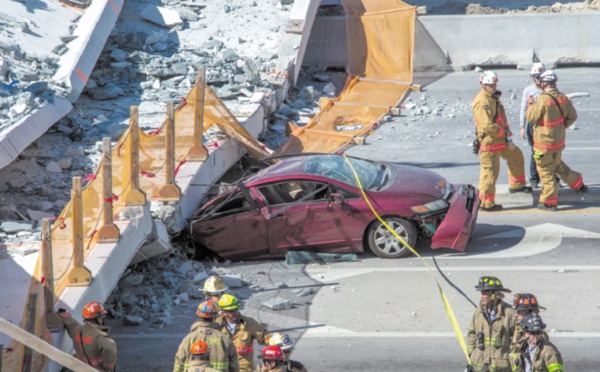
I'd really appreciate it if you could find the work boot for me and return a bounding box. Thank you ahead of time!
[509,186,533,194]
[537,203,557,211]
[480,204,503,212]
[579,183,589,193]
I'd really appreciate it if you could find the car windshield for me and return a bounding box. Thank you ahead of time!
[302,155,388,190]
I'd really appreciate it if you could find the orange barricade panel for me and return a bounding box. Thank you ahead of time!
[278,0,415,155]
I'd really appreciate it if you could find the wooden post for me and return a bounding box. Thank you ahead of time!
[97,138,120,243]
[23,293,38,372]
[157,102,182,201]
[41,219,63,332]
[187,66,209,161]
[0,317,97,372]
[122,106,146,206]
[67,177,92,287]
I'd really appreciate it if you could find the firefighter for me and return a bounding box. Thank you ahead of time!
[188,340,221,372]
[256,346,288,372]
[473,71,531,212]
[268,333,307,372]
[526,70,588,211]
[174,300,239,372]
[466,276,517,372]
[519,63,546,189]
[509,294,548,370]
[515,314,563,372]
[57,302,117,372]
[201,276,229,303]
[216,294,271,372]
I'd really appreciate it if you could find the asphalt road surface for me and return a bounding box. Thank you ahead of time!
[110,68,600,371]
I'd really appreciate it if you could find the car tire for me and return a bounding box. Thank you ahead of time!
[186,241,208,261]
[367,217,417,259]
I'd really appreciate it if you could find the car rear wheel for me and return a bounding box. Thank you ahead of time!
[367,217,417,258]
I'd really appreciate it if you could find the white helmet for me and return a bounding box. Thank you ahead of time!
[202,276,228,294]
[539,70,557,83]
[480,71,498,85]
[530,63,546,78]
[268,332,295,351]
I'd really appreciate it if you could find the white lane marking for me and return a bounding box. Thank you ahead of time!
[448,223,600,259]
[306,266,600,282]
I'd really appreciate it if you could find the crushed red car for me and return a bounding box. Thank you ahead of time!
[188,154,479,260]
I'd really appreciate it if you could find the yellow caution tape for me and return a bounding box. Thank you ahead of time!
[343,155,471,365]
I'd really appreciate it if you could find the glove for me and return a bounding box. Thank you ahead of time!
[465,365,476,372]
[57,308,66,314]
[534,150,544,160]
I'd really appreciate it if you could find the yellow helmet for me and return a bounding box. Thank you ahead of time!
[203,276,228,294]
[218,294,240,311]
[268,332,295,351]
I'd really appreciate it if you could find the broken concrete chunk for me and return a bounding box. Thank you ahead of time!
[141,6,183,28]
[45,161,63,173]
[312,73,331,82]
[295,288,315,297]
[122,273,145,287]
[89,84,124,101]
[244,59,261,85]
[110,49,127,62]
[285,251,358,265]
[222,274,243,288]
[322,83,336,96]
[56,158,72,170]
[26,210,54,221]
[124,315,144,326]
[193,271,209,284]
[220,48,240,63]
[178,8,198,22]
[1,221,34,234]
[262,297,292,311]
[24,81,48,95]
[177,261,194,276]
[178,292,190,303]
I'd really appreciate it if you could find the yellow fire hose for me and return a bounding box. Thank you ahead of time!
[343,155,472,365]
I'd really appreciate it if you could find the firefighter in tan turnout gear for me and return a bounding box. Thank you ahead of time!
[473,71,531,211]
[509,294,549,371]
[268,333,307,372]
[58,301,117,371]
[174,300,239,372]
[187,340,221,372]
[525,70,588,211]
[216,294,271,372]
[467,276,517,372]
[514,314,564,372]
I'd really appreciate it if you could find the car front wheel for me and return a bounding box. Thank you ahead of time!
[367,217,417,258]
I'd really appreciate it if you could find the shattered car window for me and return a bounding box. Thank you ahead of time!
[303,155,387,190]
[257,181,329,206]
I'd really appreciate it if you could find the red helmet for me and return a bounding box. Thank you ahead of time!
[196,300,219,319]
[82,302,107,319]
[261,346,285,361]
[190,340,210,355]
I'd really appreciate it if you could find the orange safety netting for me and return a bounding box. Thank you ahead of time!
[277,0,415,155]
[4,79,270,370]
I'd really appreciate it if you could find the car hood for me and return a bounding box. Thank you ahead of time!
[386,163,447,199]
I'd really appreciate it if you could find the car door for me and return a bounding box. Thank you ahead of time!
[256,180,368,255]
[192,187,268,259]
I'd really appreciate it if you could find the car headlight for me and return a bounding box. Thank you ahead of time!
[411,199,449,214]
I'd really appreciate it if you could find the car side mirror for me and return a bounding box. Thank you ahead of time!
[329,193,346,206]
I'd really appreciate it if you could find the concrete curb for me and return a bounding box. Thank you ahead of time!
[495,184,600,207]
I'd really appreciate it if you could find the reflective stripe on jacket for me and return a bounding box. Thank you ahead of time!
[467,300,517,371]
[526,90,577,153]
[472,89,510,153]
[515,338,564,372]
[216,315,270,372]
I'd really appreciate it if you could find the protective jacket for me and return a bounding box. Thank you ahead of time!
[473,89,510,152]
[286,359,307,372]
[509,325,549,370]
[467,300,517,372]
[60,313,117,371]
[174,321,239,372]
[188,359,222,372]
[216,315,270,372]
[526,89,577,152]
[514,338,564,372]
